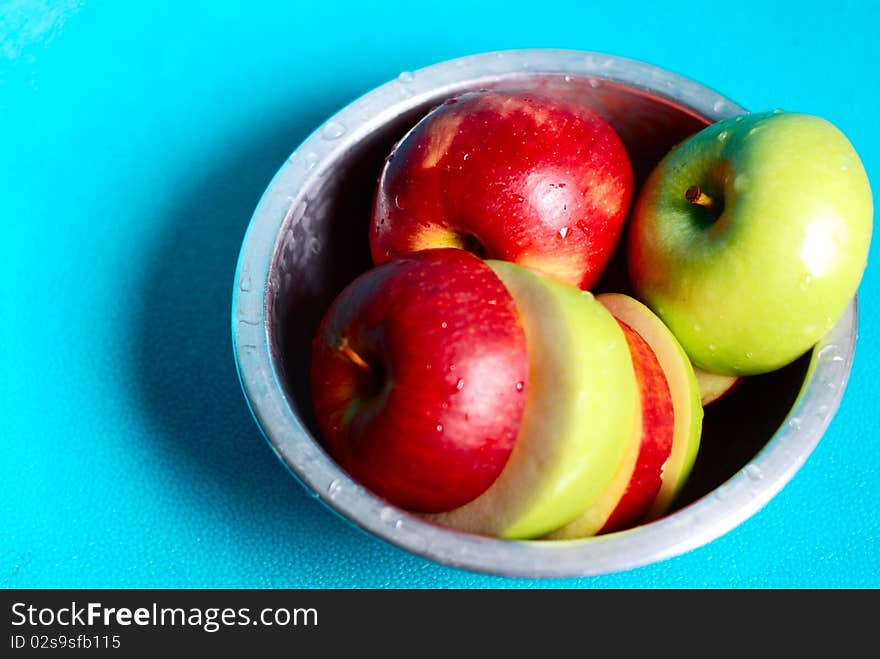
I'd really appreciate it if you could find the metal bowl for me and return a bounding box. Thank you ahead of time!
[231,49,857,578]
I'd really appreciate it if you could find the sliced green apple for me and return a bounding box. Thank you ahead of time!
[694,366,741,406]
[428,261,639,539]
[547,319,674,539]
[596,293,703,521]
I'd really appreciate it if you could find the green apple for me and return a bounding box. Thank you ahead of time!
[428,261,638,539]
[628,111,873,375]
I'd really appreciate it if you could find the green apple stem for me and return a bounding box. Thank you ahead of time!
[337,338,371,372]
[685,185,716,211]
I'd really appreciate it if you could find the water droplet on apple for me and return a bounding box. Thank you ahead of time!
[692,323,702,333]
[512,194,525,203]
[440,321,448,329]
[773,108,784,114]
[744,464,763,481]
[558,226,570,239]
[394,195,404,210]
[708,343,717,352]
[717,130,730,143]
[515,381,524,392]
[748,126,764,137]
[487,299,497,305]
[304,152,319,170]
[397,71,414,83]
[734,115,745,123]
[576,220,590,233]
[327,479,342,499]
[455,378,465,392]
[321,121,346,140]
[435,423,444,433]
[462,152,470,161]
[746,351,754,360]
[799,275,813,291]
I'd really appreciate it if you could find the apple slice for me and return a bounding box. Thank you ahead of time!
[596,293,703,521]
[547,319,674,539]
[428,261,639,539]
[693,366,741,406]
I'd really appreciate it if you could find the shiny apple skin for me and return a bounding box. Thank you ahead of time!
[309,248,528,513]
[371,90,634,290]
[629,111,873,375]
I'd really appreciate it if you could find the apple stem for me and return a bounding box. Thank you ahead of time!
[685,185,715,210]
[337,338,371,372]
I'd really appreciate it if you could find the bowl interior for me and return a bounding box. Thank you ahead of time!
[268,72,811,519]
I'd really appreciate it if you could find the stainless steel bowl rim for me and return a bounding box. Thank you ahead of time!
[231,48,858,578]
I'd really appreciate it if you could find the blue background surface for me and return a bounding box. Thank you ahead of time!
[2,0,878,588]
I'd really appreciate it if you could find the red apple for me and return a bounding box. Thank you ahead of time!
[370,90,634,290]
[309,248,528,514]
